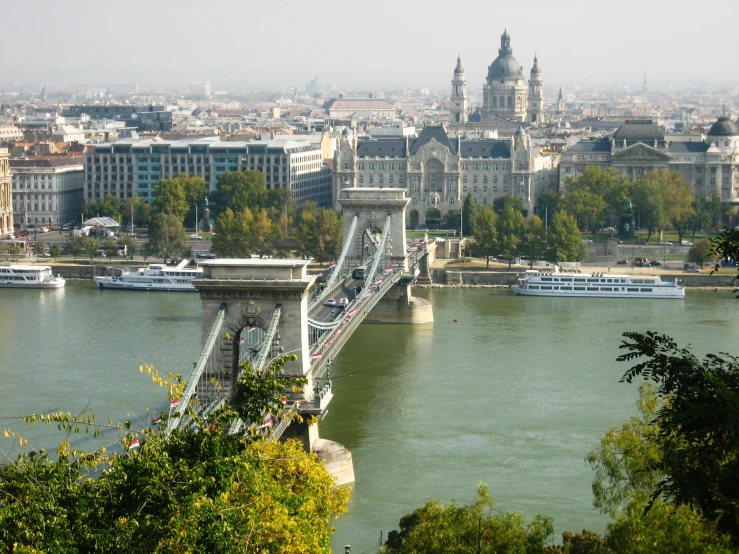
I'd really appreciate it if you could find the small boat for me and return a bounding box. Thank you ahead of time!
[94,259,202,292]
[512,267,684,299]
[0,264,65,289]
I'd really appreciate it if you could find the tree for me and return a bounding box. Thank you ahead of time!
[122,197,151,229]
[496,205,526,268]
[661,171,693,243]
[630,175,665,243]
[441,208,461,231]
[210,170,268,218]
[119,235,136,260]
[536,190,563,229]
[273,210,294,257]
[561,189,608,233]
[0,357,349,553]
[297,207,342,263]
[382,483,553,554]
[85,237,100,261]
[148,213,187,261]
[8,243,20,260]
[182,175,209,228]
[687,197,712,241]
[152,177,190,220]
[250,208,275,257]
[472,205,498,268]
[49,244,61,259]
[462,194,477,236]
[31,240,45,257]
[617,331,739,543]
[211,208,252,258]
[547,211,587,264]
[522,215,547,268]
[66,235,87,260]
[564,166,629,223]
[493,194,527,217]
[82,195,123,223]
[687,239,715,267]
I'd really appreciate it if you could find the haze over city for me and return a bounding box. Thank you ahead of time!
[3,0,739,89]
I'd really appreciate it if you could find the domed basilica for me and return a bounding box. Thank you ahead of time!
[450,29,543,128]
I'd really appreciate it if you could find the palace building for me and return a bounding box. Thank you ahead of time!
[0,148,11,235]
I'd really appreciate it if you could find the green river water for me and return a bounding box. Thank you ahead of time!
[1,281,738,552]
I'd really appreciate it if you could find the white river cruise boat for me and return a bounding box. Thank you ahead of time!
[512,267,684,299]
[94,259,202,292]
[0,264,66,289]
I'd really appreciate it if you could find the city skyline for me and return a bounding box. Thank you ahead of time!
[2,0,738,90]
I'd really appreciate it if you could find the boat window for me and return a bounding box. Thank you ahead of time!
[540,277,552,281]
[560,287,572,291]
[574,278,585,282]
[541,285,552,290]
[640,288,651,292]
[573,287,585,291]
[606,279,612,283]
[560,278,572,282]
[587,279,599,282]
[642,280,655,284]
[600,287,611,291]
[588,288,599,292]
[529,285,539,289]
[627,288,639,292]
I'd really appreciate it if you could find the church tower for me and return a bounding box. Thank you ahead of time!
[557,87,566,115]
[527,55,543,124]
[450,55,468,124]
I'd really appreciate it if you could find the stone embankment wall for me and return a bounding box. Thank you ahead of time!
[428,268,736,288]
[50,263,138,279]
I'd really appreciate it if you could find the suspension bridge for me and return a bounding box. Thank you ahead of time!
[166,188,434,484]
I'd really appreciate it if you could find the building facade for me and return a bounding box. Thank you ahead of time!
[559,118,739,202]
[0,148,11,235]
[84,137,331,207]
[333,125,559,226]
[10,157,84,227]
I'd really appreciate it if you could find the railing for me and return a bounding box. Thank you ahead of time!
[166,303,227,435]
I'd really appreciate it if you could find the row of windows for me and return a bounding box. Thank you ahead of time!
[528,285,654,292]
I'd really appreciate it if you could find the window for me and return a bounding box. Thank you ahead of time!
[483,175,488,184]
[463,186,468,193]
[482,198,488,204]
[473,176,478,183]
[483,186,488,193]
[359,176,364,184]
[399,176,404,183]
[412,198,417,205]
[449,198,455,205]
[472,186,478,193]
[493,176,498,183]
[463,176,468,183]
[379,175,384,184]
[517,164,523,170]
[389,175,394,184]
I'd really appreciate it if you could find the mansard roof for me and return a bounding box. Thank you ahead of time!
[612,119,664,143]
[667,141,709,153]
[568,139,611,153]
[356,139,407,158]
[409,125,457,155]
[459,140,511,158]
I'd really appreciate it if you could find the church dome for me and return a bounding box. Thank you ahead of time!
[487,29,523,80]
[708,116,738,137]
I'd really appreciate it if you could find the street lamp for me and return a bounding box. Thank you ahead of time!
[193,203,198,236]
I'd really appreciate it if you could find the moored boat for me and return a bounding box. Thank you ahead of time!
[0,264,65,289]
[512,267,684,299]
[94,259,202,292]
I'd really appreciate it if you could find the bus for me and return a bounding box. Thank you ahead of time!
[352,266,368,280]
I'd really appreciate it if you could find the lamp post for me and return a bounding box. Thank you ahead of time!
[193,203,198,236]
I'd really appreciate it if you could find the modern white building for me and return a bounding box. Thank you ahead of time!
[84,137,331,206]
[10,157,85,227]
[333,125,559,227]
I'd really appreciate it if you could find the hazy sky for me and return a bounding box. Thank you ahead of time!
[3,0,738,90]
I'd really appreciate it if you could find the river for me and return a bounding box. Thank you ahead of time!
[1,282,738,552]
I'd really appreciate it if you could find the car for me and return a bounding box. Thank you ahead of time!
[601,227,616,232]
[189,234,203,240]
[616,259,629,265]
[680,240,692,246]
[326,299,336,306]
[41,227,49,233]
[250,254,260,259]
[419,227,429,232]
[659,241,673,246]
[582,238,594,244]
[338,297,348,307]
[634,257,649,265]
[649,260,663,266]
[685,266,702,273]
[38,252,51,258]
[61,225,70,231]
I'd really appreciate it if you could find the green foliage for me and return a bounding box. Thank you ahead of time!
[85,237,100,261]
[297,205,342,263]
[210,170,268,218]
[382,482,553,554]
[561,189,607,233]
[122,197,151,227]
[617,331,739,543]
[586,384,662,516]
[0,357,348,553]
[493,194,527,218]
[471,205,498,268]
[441,208,461,231]
[148,213,187,261]
[31,240,45,257]
[547,211,587,264]
[687,239,716,267]
[522,215,547,268]
[564,166,629,223]
[462,194,477,236]
[547,530,610,554]
[496,205,526,268]
[688,197,713,240]
[152,177,190,220]
[605,497,733,554]
[536,190,563,226]
[66,235,87,260]
[211,208,252,257]
[49,243,61,259]
[82,194,124,223]
[7,243,20,259]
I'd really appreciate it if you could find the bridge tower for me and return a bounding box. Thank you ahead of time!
[338,187,433,324]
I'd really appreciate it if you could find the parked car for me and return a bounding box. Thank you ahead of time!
[634,257,649,265]
[601,226,616,232]
[582,238,594,244]
[649,260,663,266]
[685,266,702,273]
[189,234,203,240]
[659,241,673,246]
[326,299,336,306]
[616,259,629,265]
[680,240,692,246]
